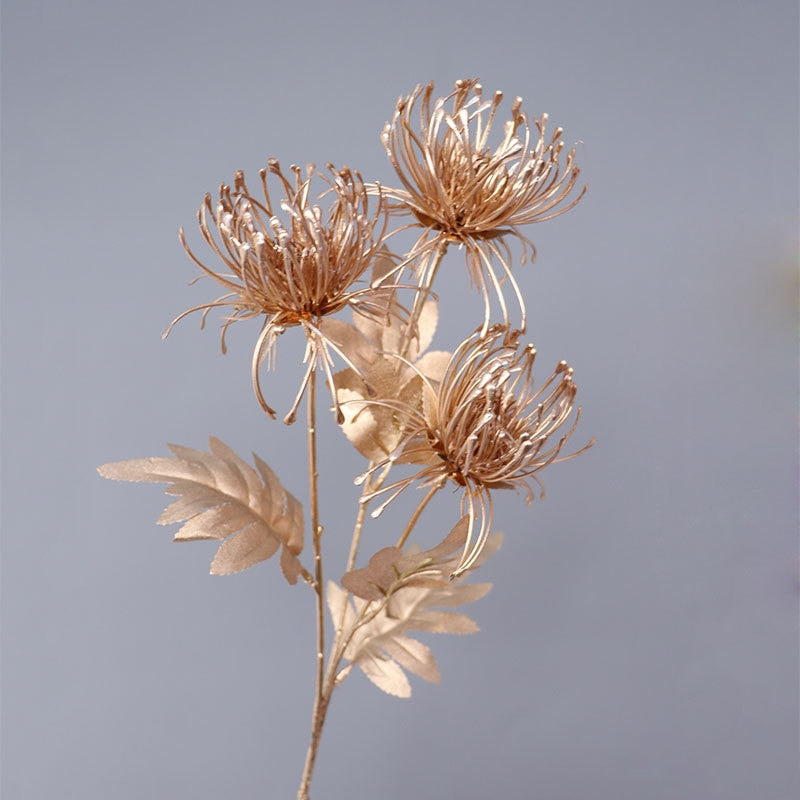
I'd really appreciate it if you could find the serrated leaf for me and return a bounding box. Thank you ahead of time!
[210,524,281,575]
[327,580,358,633]
[333,290,450,464]
[332,520,501,697]
[318,318,375,374]
[335,387,388,462]
[356,652,411,698]
[414,350,451,385]
[380,635,441,683]
[403,609,480,635]
[341,546,402,600]
[158,490,222,525]
[167,443,212,462]
[98,437,304,581]
[342,516,472,601]
[173,504,256,541]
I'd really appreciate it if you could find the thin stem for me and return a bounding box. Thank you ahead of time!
[295,463,394,798]
[331,594,390,674]
[330,465,390,649]
[396,483,442,550]
[344,463,392,574]
[398,239,448,362]
[344,472,374,576]
[297,370,325,800]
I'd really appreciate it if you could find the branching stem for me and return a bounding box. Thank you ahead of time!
[297,241,451,798]
[396,483,442,550]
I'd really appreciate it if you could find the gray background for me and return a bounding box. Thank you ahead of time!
[2,1,798,798]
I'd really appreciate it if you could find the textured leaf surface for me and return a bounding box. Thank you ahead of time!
[329,519,500,697]
[331,288,450,462]
[98,437,304,581]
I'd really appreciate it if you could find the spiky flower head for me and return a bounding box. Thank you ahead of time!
[168,160,392,423]
[359,326,592,576]
[382,79,586,332]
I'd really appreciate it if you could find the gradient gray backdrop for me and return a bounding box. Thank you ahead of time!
[3,1,798,798]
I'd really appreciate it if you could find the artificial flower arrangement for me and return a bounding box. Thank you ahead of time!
[99,79,592,799]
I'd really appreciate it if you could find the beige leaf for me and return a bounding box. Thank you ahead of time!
[98,437,304,580]
[335,359,428,463]
[353,259,408,348]
[332,290,447,464]
[402,609,481,635]
[355,652,411,698]
[380,635,441,683]
[326,581,358,633]
[369,250,399,285]
[406,297,438,359]
[374,297,437,364]
[335,387,388,463]
[158,488,222,525]
[341,546,402,601]
[331,521,501,697]
[351,307,392,358]
[414,350,451,385]
[280,546,304,586]
[253,452,303,554]
[210,524,281,575]
[318,318,375,374]
[173,504,255,541]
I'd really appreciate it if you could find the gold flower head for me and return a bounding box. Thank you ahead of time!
[167,160,392,423]
[358,326,593,576]
[382,79,586,332]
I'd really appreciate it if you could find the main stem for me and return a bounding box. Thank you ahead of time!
[296,239,451,798]
[296,467,385,800]
[297,370,324,800]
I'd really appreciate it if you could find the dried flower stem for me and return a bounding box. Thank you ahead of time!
[298,455,441,795]
[298,369,325,800]
[398,239,448,360]
[396,483,443,550]
[298,243,454,780]
[297,461,392,798]
[344,464,391,574]
[100,77,592,800]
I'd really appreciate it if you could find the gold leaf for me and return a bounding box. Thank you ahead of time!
[173,504,255,541]
[210,524,281,575]
[331,519,500,697]
[333,290,448,463]
[98,437,304,580]
[279,546,304,586]
[341,546,402,601]
[326,581,358,632]
[356,652,411,698]
[318,318,375,374]
[252,452,303,554]
[335,387,388,462]
[380,635,440,684]
[413,350,450,385]
[407,297,438,360]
